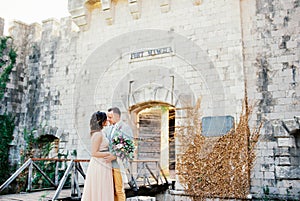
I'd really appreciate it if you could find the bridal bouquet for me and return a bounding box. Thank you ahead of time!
[110,132,135,160]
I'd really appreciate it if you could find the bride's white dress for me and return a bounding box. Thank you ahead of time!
[81,132,114,201]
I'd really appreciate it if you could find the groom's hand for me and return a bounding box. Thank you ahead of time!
[104,153,117,163]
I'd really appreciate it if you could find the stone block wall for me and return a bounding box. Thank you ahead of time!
[0,0,299,199]
[241,0,300,199]
[70,0,246,155]
[1,18,80,162]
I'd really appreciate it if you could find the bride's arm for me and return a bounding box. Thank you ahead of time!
[104,153,117,163]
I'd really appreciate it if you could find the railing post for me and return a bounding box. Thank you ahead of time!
[55,161,59,186]
[72,162,81,199]
[52,160,74,201]
[71,162,75,196]
[26,160,33,192]
[156,161,163,184]
[142,162,150,186]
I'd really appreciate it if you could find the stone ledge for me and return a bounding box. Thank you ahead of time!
[169,189,187,195]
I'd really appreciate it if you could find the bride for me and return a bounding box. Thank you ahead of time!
[81,111,116,201]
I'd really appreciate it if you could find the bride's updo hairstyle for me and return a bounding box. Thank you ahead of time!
[90,111,107,135]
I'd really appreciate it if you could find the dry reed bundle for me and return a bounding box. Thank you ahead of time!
[176,97,260,200]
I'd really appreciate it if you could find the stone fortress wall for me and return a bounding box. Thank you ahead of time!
[0,0,299,199]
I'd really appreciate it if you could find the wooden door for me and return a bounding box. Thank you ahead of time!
[137,108,161,162]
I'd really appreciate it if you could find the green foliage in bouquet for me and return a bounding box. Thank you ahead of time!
[110,133,135,160]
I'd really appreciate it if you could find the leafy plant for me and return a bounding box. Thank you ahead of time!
[22,128,38,160]
[0,114,15,185]
[0,37,17,189]
[262,185,270,201]
[17,128,65,192]
[21,128,71,190]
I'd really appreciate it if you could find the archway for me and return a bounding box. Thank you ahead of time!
[129,101,175,177]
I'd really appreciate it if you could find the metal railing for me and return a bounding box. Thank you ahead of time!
[1,158,169,200]
[0,158,88,200]
[128,160,168,186]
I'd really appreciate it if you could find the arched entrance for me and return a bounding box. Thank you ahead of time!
[73,30,231,188]
[130,101,175,177]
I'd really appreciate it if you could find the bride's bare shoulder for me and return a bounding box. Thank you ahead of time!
[91,131,103,140]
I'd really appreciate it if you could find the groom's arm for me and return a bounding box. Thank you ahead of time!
[103,126,117,163]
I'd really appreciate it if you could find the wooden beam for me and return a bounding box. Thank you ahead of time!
[0,159,32,192]
[32,161,56,187]
[52,160,74,201]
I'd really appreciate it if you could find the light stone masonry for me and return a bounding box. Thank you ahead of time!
[0,0,299,200]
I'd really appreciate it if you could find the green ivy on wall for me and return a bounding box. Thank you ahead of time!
[0,114,15,185]
[0,36,17,185]
[0,36,17,100]
[0,36,70,193]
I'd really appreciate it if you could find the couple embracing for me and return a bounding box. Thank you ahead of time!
[81,107,134,201]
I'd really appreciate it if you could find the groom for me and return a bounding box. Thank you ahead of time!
[104,107,133,201]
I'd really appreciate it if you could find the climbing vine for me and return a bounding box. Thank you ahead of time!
[0,36,70,193]
[0,36,17,186]
[0,114,15,185]
[0,36,17,100]
[176,97,261,200]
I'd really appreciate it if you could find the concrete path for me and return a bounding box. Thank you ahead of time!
[0,189,71,201]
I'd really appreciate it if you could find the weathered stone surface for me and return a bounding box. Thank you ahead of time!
[275,166,300,179]
[0,0,299,200]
